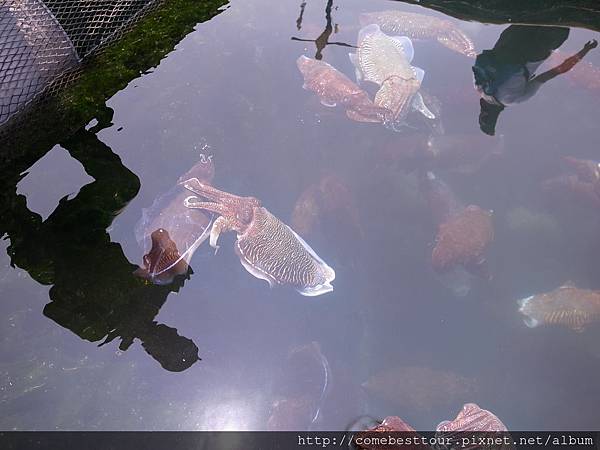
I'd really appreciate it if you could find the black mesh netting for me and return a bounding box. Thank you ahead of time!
[0,0,160,127]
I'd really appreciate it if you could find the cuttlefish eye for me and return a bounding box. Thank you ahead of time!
[236,206,254,225]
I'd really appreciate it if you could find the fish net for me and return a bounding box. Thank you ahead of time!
[0,0,161,128]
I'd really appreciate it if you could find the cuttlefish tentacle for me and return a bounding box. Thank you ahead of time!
[184,195,234,252]
[182,178,247,205]
[183,196,230,217]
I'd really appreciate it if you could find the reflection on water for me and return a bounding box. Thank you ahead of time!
[1,122,199,374]
[1,0,600,431]
[473,26,597,135]
[291,0,353,60]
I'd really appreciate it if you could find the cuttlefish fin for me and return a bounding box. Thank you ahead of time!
[348,52,362,82]
[346,109,380,123]
[412,91,436,119]
[391,36,414,63]
[320,99,337,108]
[412,66,425,84]
[234,244,277,288]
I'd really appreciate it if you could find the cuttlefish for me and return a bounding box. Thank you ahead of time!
[355,416,422,450]
[359,10,477,58]
[436,404,512,450]
[436,403,509,433]
[349,24,435,130]
[296,55,391,123]
[291,174,363,238]
[518,284,600,332]
[181,179,335,296]
[134,154,215,285]
[541,156,600,209]
[432,204,494,276]
[422,172,494,279]
[362,365,477,413]
[267,341,332,430]
[563,156,600,182]
[356,405,509,450]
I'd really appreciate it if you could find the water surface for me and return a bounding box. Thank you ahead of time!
[2,0,600,431]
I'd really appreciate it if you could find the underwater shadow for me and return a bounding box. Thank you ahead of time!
[0,115,200,373]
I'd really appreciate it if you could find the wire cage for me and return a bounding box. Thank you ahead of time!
[0,0,161,128]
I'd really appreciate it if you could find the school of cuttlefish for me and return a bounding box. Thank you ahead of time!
[134,12,600,340]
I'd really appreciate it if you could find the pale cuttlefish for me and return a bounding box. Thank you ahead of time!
[134,154,214,285]
[296,55,391,123]
[181,179,335,296]
[518,284,600,332]
[359,10,476,58]
[349,24,435,131]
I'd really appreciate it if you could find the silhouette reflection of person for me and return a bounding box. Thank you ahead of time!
[472,25,598,135]
[291,0,353,60]
[0,116,200,372]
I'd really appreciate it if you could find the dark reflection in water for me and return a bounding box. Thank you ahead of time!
[296,1,307,31]
[291,0,354,60]
[0,115,199,373]
[473,25,597,135]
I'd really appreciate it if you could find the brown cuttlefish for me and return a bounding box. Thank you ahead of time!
[291,173,363,239]
[421,171,494,280]
[181,179,335,296]
[518,284,600,332]
[296,55,391,123]
[362,365,477,413]
[541,156,600,209]
[355,416,424,450]
[432,204,494,277]
[134,228,190,285]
